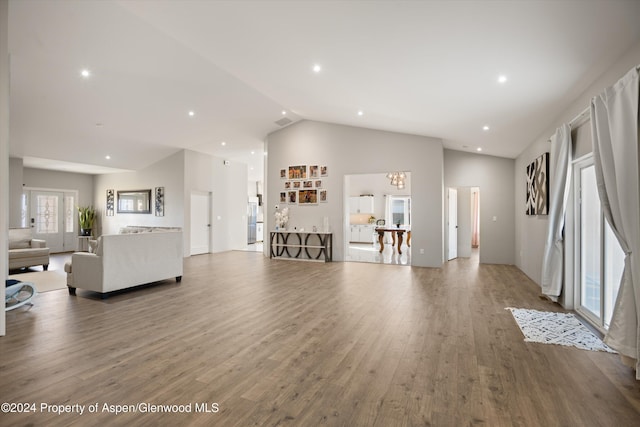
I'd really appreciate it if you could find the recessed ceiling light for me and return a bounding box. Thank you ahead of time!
[312,64,322,73]
[477,147,483,152]
[281,110,287,115]
[221,141,226,146]
[357,110,364,116]
[105,155,111,160]
[483,125,490,131]
[250,151,255,155]
[80,69,91,78]
[188,111,195,117]
[498,74,507,84]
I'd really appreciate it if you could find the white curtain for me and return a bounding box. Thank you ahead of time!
[384,195,393,243]
[541,124,572,300]
[591,65,640,378]
[471,190,479,248]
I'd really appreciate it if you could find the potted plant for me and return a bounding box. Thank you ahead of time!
[78,206,96,236]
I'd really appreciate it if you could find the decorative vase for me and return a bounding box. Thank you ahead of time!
[80,228,92,236]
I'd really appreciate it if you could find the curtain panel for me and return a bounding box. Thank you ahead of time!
[541,124,572,300]
[590,65,640,378]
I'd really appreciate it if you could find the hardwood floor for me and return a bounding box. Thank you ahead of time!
[2,252,639,426]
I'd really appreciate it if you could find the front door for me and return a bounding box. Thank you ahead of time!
[29,190,78,253]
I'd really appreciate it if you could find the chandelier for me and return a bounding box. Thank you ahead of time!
[386,171,406,190]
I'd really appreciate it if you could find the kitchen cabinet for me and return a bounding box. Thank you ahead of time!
[349,196,374,214]
[349,224,376,243]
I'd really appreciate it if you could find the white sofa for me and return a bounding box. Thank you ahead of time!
[66,229,183,295]
[8,228,50,271]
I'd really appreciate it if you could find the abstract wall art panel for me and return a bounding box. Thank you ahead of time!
[525,152,549,215]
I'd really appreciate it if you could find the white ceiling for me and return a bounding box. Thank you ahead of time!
[8,1,640,181]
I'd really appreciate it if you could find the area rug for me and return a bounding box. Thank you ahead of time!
[8,270,67,293]
[506,308,616,353]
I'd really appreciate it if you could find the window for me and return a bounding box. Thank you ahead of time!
[391,196,411,226]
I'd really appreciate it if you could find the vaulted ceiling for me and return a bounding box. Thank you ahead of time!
[8,1,640,181]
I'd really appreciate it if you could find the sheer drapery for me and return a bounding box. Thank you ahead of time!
[591,66,640,378]
[471,190,479,248]
[541,124,572,300]
[384,194,393,243]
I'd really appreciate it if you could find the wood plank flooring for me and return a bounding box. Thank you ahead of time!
[1,251,639,426]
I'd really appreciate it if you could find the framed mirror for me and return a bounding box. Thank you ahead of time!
[117,189,152,214]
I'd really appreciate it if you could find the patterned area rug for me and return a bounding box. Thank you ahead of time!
[506,308,616,353]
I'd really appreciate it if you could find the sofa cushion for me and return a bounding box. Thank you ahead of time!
[9,228,32,249]
[9,247,49,260]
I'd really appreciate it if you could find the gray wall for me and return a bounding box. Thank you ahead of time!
[444,149,515,265]
[8,157,23,227]
[266,120,444,267]
[1,0,8,336]
[184,149,248,255]
[23,167,94,207]
[94,151,185,236]
[515,39,640,287]
[93,149,248,256]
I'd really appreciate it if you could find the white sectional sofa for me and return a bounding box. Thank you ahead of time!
[66,228,183,296]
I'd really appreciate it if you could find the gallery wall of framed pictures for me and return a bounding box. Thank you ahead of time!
[280,164,328,205]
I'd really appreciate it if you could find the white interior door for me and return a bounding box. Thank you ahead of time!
[190,192,211,255]
[448,188,458,260]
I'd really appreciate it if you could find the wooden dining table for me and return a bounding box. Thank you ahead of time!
[375,227,411,254]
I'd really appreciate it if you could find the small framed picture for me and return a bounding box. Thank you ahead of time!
[320,166,328,177]
[288,191,297,204]
[293,181,301,189]
[155,187,165,217]
[303,180,313,188]
[309,165,319,178]
[315,180,322,188]
[320,190,327,202]
[280,169,286,179]
[106,189,115,216]
[288,165,307,180]
[299,189,318,204]
[285,181,291,189]
[280,192,286,203]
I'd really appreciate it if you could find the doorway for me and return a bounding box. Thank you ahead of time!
[190,191,211,255]
[446,186,480,262]
[344,172,412,265]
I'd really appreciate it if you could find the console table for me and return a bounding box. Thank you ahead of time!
[270,231,333,262]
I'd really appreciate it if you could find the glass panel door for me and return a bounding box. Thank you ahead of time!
[579,165,601,317]
[575,159,624,331]
[29,190,78,253]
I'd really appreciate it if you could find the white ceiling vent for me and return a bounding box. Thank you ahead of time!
[275,117,292,126]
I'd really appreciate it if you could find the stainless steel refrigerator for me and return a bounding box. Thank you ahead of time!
[247,201,257,244]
